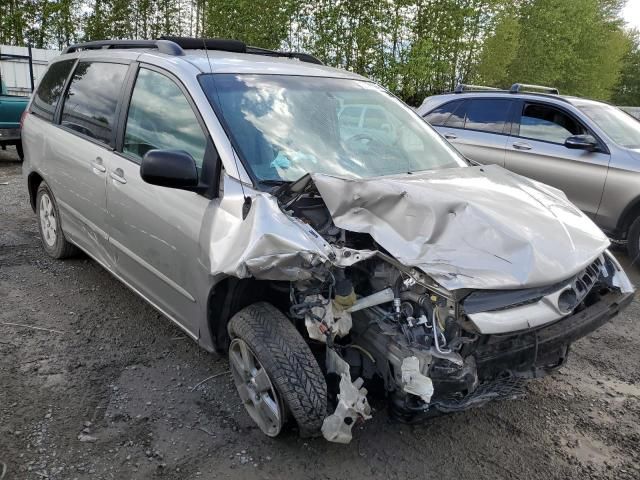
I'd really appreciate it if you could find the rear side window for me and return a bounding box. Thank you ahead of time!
[31,59,75,122]
[518,103,586,144]
[424,100,463,126]
[60,61,128,145]
[123,68,207,167]
[464,99,512,134]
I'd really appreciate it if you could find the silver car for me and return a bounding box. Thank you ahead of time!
[22,41,634,443]
[417,84,640,264]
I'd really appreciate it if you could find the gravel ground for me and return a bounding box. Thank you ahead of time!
[1,146,640,480]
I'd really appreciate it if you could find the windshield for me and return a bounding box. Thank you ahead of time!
[199,74,466,183]
[577,103,640,149]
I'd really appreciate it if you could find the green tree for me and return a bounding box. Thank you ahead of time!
[0,0,29,45]
[507,0,627,99]
[474,7,521,87]
[204,0,298,49]
[1,0,637,106]
[399,0,509,104]
[612,30,640,105]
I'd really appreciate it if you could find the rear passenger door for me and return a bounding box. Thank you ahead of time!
[424,98,513,166]
[106,65,216,336]
[505,101,610,219]
[50,60,129,268]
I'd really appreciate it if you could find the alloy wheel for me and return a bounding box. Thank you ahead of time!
[229,338,284,436]
[39,193,57,247]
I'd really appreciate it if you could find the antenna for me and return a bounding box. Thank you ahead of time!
[202,38,213,74]
[201,38,251,217]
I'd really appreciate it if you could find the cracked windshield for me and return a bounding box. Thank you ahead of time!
[200,74,465,183]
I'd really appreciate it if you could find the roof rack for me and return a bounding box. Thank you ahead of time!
[242,45,324,65]
[63,39,184,56]
[510,83,559,94]
[62,37,324,65]
[454,84,502,93]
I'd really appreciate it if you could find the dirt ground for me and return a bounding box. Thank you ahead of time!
[1,147,639,480]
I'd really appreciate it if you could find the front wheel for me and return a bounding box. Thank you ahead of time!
[628,216,640,267]
[227,302,327,438]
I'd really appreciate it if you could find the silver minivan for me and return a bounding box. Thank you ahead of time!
[22,40,634,444]
[417,84,640,264]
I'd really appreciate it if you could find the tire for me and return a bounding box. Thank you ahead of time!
[36,182,78,259]
[227,302,327,438]
[627,216,640,267]
[16,141,24,162]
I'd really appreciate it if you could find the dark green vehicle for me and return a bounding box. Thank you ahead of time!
[0,46,35,161]
[0,79,27,160]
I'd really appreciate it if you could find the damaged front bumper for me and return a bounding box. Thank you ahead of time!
[316,250,634,437]
[389,286,634,423]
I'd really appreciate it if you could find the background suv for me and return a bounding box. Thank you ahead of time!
[417,84,640,264]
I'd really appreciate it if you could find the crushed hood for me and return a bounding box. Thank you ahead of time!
[311,165,610,290]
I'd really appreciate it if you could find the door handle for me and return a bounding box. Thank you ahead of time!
[512,141,532,151]
[110,168,127,184]
[444,132,457,140]
[91,156,106,173]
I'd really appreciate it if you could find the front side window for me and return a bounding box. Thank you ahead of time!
[31,59,76,122]
[577,103,640,149]
[518,103,585,144]
[123,68,207,167]
[464,99,512,134]
[60,62,128,144]
[200,74,466,183]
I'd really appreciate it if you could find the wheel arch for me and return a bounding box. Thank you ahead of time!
[27,170,44,212]
[206,276,290,353]
[616,195,640,240]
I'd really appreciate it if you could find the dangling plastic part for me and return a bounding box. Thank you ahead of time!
[321,350,371,444]
[242,196,252,220]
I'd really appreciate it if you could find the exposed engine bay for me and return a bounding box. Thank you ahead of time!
[274,174,635,444]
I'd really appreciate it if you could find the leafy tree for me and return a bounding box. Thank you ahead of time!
[0,0,637,105]
[505,0,627,99]
[204,0,299,49]
[0,0,30,45]
[474,7,521,87]
[612,30,640,105]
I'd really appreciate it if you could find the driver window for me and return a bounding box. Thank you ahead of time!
[518,103,585,144]
[124,68,207,166]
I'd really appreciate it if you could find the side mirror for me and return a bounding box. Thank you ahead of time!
[564,134,598,151]
[140,150,199,190]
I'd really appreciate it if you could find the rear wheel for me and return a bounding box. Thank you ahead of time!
[628,216,640,266]
[36,183,78,259]
[227,302,327,438]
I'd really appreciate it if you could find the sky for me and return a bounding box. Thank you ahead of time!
[623,0,640,31]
